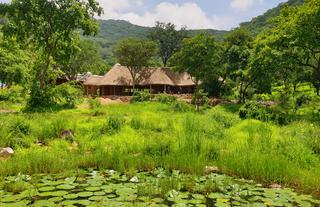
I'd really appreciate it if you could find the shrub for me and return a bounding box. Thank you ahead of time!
[8,117,31,136]
[53,83,83,108]
[253,93,272,101]
[191,89,211,106]
[210,108,240,128]
[0,117,33,148]
[172,101,194,112]
[3,181,29,194]
[156,93,177,103]
[239,101,261,119]
[131,91,154,103]
[100,115,126,135]
[27,85,55,110]
[239,101,291,125]
[130,117,144,130]
[295,94,312,109]
[0,85,26,103]
[88,98,102,109]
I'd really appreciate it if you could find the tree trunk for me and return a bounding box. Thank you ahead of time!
[239,80,244,103]
[40,51,52,90]
[163,59,167,67]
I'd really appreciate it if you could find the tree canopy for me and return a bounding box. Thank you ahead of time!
[61,40,109,80]
[0,35,33,86]
[148,22,187,67]
[114,38,158,89]
[172,33,222,86]
[250,0,320,95]
[1,0,103,107]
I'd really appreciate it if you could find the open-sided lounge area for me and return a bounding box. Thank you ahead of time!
[84,64,196,96]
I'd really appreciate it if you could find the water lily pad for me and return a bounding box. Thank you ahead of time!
[85,186,101,191]
[56,184,75,190]
[107,194,117,199]
[94,191,106,196]
[151,197,164,203]
[63,193,79,199]
[0,200,31,207]
[77,191,94,198]
[33,200,56,207]
[48,196,64,202]
[38,186,56,192]
[89,195,108,201]
[39,190,68,197]
[61,200,78,206]
[0,194,25,203]
[76,199,92,205]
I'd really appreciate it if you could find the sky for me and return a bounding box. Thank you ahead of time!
[0,0,288,30]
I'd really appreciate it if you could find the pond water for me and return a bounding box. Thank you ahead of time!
[0,169,319,207]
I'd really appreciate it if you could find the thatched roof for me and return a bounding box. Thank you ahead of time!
[84,64,196,86]
[83,75,104,86]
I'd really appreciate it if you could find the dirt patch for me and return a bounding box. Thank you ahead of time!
[99,96,131,105]
[0,109,18,113]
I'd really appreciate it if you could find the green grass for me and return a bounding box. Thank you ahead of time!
[0,102,319,197]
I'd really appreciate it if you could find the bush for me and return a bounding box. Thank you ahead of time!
[210,108,240,128]
[172,101,194,112]
[155,93,177,104]
[239,101,263,119]
[239,101,291,125]
[0,85,26,103]
[131,91,154,103]
[253,93,272,101]
[295,94,312,108]
[191,89,211,106]
[53,83,83,108]
[0,116,32,148]
[130,117,144,130]
[26,83,82,111]
[8,117,31,136]
[27,85,55,110]
[100,115,126,135]
[88,98,102,109]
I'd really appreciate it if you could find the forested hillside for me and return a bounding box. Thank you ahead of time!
[86,20,228,65]
[87,0,305,65]
[240,0,304,34]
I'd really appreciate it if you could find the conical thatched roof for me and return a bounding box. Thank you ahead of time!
[83,75,104,86]
[84,64,196,86]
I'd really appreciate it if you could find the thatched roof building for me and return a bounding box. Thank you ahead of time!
[84,64,196,96]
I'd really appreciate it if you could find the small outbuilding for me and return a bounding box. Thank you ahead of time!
[84,64,196,96]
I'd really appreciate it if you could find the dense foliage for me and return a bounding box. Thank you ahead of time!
[114,38,158,89]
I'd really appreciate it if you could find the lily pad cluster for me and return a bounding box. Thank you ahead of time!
[0,169,319,206]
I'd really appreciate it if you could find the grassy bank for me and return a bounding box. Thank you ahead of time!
[0,102,319,197]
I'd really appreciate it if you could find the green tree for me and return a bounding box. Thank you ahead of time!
[2,0,103,105]
[223,28,253,102]
[291,0,320,95]
[61,40,109,79]
[0,35,33,86]
[149,22,187,67]
[114,38,157,90]
[251,0,320,95]
[172,33,222,87]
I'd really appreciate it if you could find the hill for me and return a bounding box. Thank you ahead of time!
[240,0,304,35]
[85,19,228,65]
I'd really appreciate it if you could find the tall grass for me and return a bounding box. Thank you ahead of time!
[0,102,319,196]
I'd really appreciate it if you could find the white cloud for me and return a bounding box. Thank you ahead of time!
[98,1,234,30]
[230,0,263,11]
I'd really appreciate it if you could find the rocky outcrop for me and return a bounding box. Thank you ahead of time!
[0,147,14,158]
[204,166,220,174]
